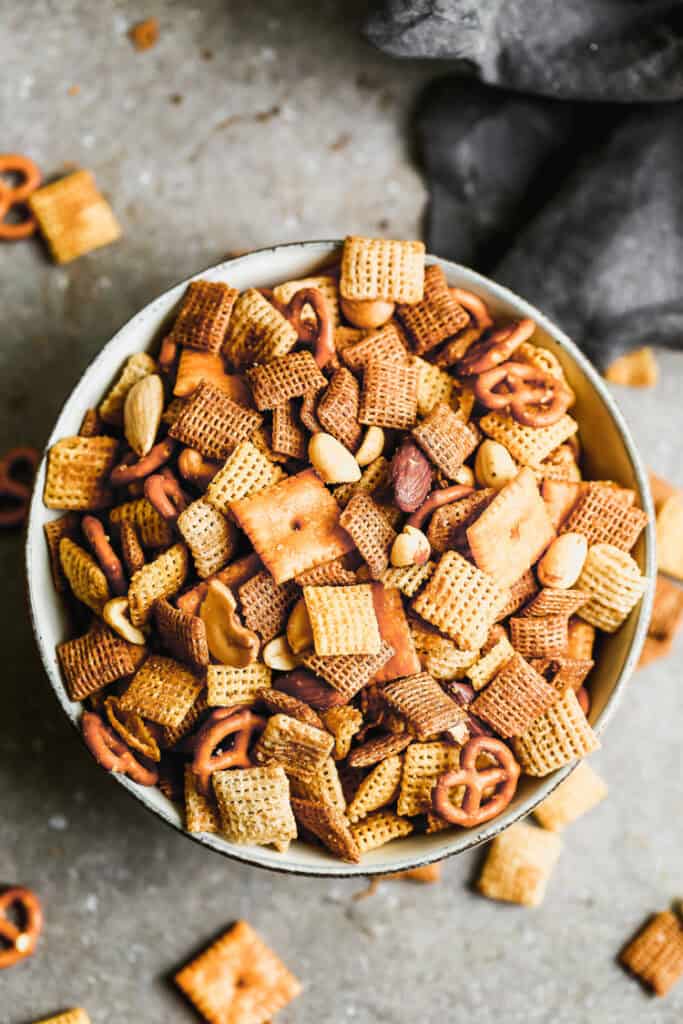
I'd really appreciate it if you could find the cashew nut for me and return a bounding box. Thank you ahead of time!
[103,596,147,645]
[355,426,385,467]
[390,525,431,568]
[262,635,299,671]
[199,579,260,667]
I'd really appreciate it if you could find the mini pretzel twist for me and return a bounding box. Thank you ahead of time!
[81,711,158,786]
[473,360,573,427]
[110,438,175,486]
[81,515,127,595]
[0,155,41,240]
[144,468,188,522]
[285,287,336,368]
[0,446,39,528]
[406,484,474,531]
[450,287,493,331]
[458,318,535,376]
[0,886,43,969]
[432,735,520,828]
[192,707,266,796]
[157,335,179,374]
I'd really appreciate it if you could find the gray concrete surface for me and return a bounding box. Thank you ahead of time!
[2,2,682,1021]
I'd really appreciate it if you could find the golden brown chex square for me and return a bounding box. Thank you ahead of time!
[340,235,425,303]
[291,797,360,862]
[495,569,539,621]
[410,619,479,680]
[206,664,271,707]
[426,489,496,555]
[295,557,357,587]
[620,910,683,997]
[205,440,285,515]
[177,498,238,579]
[119,654,204,727]
[170,381,263,461]
[533,760,608,831]
[44,513,80,592]
[316,367,363,451]
[542,657,594,692]
[346,754,403,822]
[58,620,140,700]
[381,560,435,598]
[213,765,296,849]
[184,764,220,833]
[561,485,648,551]
[246,350,326,411]
[566,618,596,660]
[29,169,121,263]
[259,688,324,730]
[289,756,346,812]
[230,469,355,584]
[521,587,587,619]
[412,550,510,650]
[127,543,189,626]
[168,279,238,353]
[477,821,562,907]
[471,652,560,738]
[396,264,470,354]
[271,400,308,460]
[358,359,418,430]
[59,537,110,613]
[224,288,299,368]
[154,598,209,669]
[238,571,299,643]
[158,690,208,749]
[109,497,174,548]
[512,687,600,775]
[120,520,145,575]
[382,673,466,740]
[44,435,118,511]
[510,615,569,659]
[576,543,646,633]
[466,630,514,690]
[412,402,478,479]
[350,809,414,853]
[339,492,396,579]
[302,640,394,702]
[254,713,333,781]
[303,583,381,656]
[99,352,156,425]
[397,740,460,817]
[467,468,556,588]
[340,321,409,372]
[480,411,578,467]
[322,705,363,759]
[347,731,412,768]
[174,919,302,1024]
[414,357,456,416]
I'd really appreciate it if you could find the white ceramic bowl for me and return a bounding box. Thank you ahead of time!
[26,241,655,876]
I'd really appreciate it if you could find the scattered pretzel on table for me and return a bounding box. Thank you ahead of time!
[432,735,521,827]
[0,154,41,241]
[473,360,573,427]
[0,446,40,528]
[0,886,43,969]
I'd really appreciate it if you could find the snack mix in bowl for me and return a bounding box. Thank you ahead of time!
[41,236,650,863]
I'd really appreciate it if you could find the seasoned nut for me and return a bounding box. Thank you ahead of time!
[124,374,164,456]
[474,439,517,490]
[340,296,395,329]
[355,426,385,467]
[537,532,588,589]
[390,525,431,567]
[177,447,221,488]
[454,464,475,487]
[262,635,298,671]
[391,438,433,513]
[286,597,314,655]
[308,432,361,484]
[103,596,147,645]
[199,579,260,667]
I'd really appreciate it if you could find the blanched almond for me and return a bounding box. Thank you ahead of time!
[124,374,164,456]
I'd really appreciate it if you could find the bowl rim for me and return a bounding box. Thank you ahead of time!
[26,239,656,877]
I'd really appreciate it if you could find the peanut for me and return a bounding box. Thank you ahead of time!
[355,426,385,467]
[340,296,395,329]
[308,432,361,484]
[262,635,298,671]
[454,464,475,487]
[390,525,431,568]
[474,439,517,490]
[199,579,259,667]
[537,532,588,589]
[286,598,314,655]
